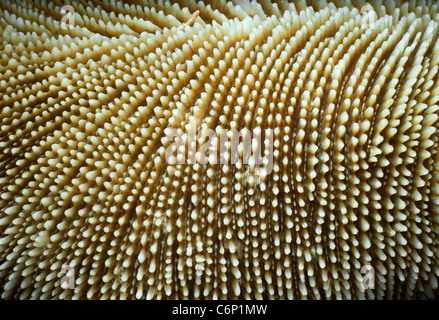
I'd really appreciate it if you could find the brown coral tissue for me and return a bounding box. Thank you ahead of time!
[0,0,439,300]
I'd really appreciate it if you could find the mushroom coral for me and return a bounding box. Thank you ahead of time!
[0,0,439,299]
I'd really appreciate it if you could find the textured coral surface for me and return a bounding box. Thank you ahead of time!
[0,0,439,299]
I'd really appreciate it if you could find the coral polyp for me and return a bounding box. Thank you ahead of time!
[0,0,438,299]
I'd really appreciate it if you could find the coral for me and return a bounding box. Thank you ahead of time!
[0,0,438,299]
